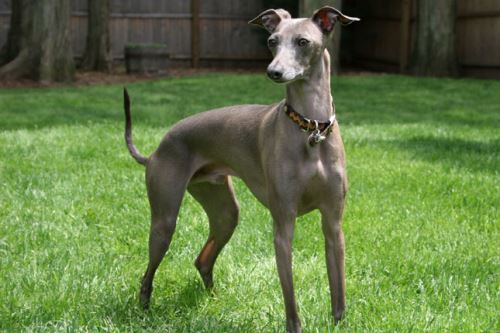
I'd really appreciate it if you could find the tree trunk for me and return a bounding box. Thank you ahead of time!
[299,0,343,75]
[411,0,458,77]
[0,0,75,82]
[81,0,111,71]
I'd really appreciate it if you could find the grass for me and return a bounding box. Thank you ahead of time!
[0,73,498,332]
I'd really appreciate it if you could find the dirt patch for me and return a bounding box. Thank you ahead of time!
[0,67,381,89]
[0,67,262,89]
[0,71,146,89]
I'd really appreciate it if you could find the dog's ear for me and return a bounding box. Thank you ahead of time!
[312,6,360,34]
[249,8,291,33]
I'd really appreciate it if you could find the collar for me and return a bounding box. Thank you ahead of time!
[283,102,336,146]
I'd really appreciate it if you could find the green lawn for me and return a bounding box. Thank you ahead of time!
[0,74,498,332]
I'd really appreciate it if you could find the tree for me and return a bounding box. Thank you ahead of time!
[411,0,458,77]
[0,0,75,82]
[81,0,111,71]
[299,0,343,74]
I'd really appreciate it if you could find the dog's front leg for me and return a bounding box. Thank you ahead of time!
[270,200,301,333]
[320,205,346,323]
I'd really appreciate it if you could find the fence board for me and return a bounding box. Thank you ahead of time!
[0,0,269,68]
[458,0,500,16]
[458,17,500,67]
[71,0,86,12]
[0,16,7,48]
[71,15,87,59]
[198,0,268,63]
[0,0,10,12]
[350,19,401,66]
[344,0,500,78]
[0,0,10,52]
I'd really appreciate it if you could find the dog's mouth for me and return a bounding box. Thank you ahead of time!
[270,77,289,84]
[277,74,303,84]
[268,71,304,84]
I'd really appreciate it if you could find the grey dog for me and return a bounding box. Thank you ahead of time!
[124,6,359,333]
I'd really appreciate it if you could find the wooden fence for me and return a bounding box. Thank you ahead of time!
[343,0,500,79]
[1,0,499,77]
[0,0,271,68]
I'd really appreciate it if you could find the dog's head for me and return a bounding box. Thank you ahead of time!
[249,7,359,83]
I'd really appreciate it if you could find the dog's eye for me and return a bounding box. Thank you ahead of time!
[268,38,278,48]
[298,38,310,47]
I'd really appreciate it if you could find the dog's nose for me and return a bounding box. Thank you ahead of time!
[267,69,283,80]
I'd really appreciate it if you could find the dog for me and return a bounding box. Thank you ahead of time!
[124,7,359,333]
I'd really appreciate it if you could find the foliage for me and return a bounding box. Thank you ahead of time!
[0,74,498,332]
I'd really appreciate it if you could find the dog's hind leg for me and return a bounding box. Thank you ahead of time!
[140,157,191,309]
[188,176,240,289]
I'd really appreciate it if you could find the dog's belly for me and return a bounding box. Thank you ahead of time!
[190,163,236,185]
[189,162,271,209]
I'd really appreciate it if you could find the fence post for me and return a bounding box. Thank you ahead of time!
[400,0,412,73]
[191,0,200,68]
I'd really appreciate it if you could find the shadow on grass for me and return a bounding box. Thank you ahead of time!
[155,278,207,311]
[103,278,248,332]
[380,136,499,174]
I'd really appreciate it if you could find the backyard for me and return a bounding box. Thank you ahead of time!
[0,74,498,332]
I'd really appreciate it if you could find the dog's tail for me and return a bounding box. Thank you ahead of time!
[124,88,148,166]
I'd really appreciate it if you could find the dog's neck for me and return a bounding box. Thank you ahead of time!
[286,49,333,121]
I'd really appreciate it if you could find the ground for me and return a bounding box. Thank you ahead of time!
[0,73,498,332]
[0,68,263,88]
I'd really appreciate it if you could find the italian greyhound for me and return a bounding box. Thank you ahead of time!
[123,7,359,333]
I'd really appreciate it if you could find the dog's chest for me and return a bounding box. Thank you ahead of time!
[294,148,341,212]
[290,155,323,199]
